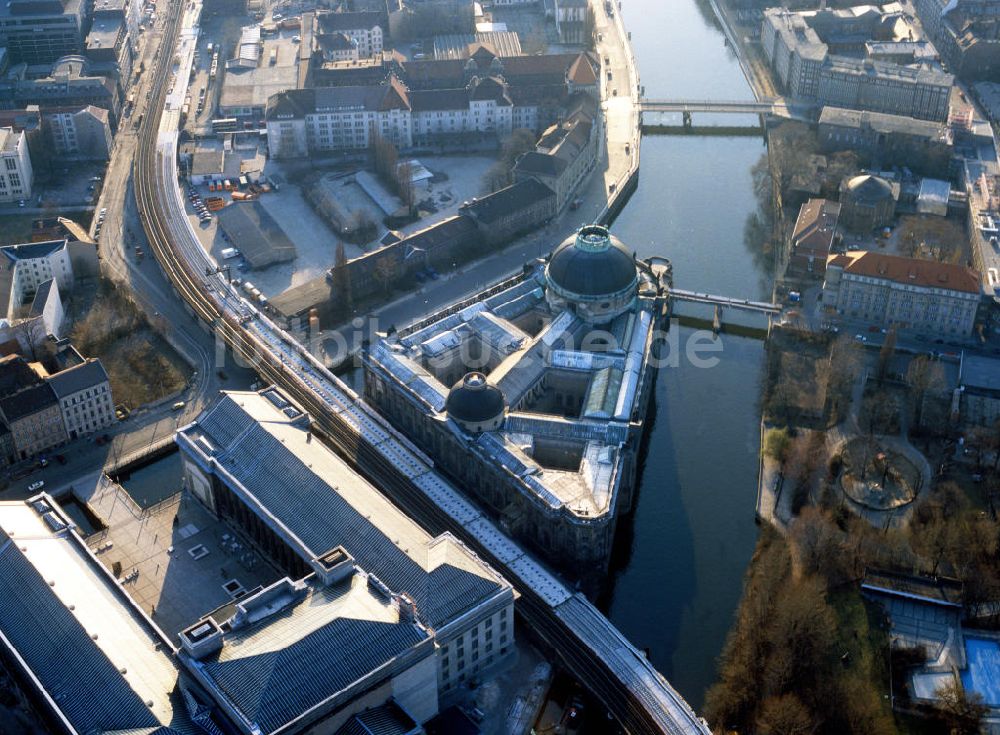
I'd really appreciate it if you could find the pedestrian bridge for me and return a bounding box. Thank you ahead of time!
[671,288,782,314]
[639,98,780,114]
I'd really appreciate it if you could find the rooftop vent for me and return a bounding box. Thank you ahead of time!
[179,618,224,660]
[311,545,355,587]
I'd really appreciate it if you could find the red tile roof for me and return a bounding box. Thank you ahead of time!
[828,250,981,294]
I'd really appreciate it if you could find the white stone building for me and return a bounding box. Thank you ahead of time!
[315,11,384,57]
[0,127,33,203]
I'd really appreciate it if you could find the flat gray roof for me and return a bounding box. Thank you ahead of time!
[215,201,296,269]
[962,354,1000,392]
[0,497,197,735]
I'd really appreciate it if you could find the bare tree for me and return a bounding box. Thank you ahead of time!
[876,324,897,382]
[9,318,47,360]
[395,160,415,212]
[907,354,947,428]
[755,693,817,735]
[934,680,988,735]
[373,255,398,294]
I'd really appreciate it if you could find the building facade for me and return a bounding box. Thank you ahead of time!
[817,105,954,176]
[49,358,114,439]
[762,7,954,121]
[823,250,982,335]
[513,95,598,212]
[315,10,385,56]
[459,177,557,245]
[0,239,74,322]
[789,198,841,276]
[0,383,67,460]
[45,105,113,159]
[0,0,88,65]
[914,0,1000,81]
[0,127,33,203]
[302,49,599,153]
[0,56,121,125]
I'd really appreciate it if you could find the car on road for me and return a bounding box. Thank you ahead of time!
[28,481,45,492]
[172,401,186,410]
[56,454,67,465]
[38,457,48,468]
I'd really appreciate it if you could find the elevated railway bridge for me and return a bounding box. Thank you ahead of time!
[134,1,710,733]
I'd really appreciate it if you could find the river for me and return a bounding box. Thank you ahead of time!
[600,0,771,709]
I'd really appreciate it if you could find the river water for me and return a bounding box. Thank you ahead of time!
[600,0,771,708]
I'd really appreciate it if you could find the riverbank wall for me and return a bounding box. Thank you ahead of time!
[595,0,642,227]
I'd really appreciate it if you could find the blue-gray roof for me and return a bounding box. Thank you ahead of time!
[48,359,109,399]
[185,393,506,630]
[0,240,65,263]
[335,701,419,735]
[195,580,429,735]
[0,512,200,735]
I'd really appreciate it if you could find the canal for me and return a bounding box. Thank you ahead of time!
[601,0,770,709]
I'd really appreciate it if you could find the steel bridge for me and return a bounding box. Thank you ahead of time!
[671,288,782,314]
[639,98,779,114]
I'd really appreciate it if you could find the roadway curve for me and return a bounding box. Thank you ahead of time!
[133,3,710,733]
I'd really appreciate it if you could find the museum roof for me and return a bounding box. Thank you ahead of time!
[546,225,637,299]
[184,575,432,735]
[0,497,199,735]
[177,389,511,630]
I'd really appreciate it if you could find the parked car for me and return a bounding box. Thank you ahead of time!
[27,480,45,492]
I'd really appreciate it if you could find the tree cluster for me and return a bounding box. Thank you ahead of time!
[482,129,537,193]
[706,474,1000,734]
[371,133,414,212]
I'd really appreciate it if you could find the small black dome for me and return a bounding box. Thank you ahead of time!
[446,373,506,425]
[546,225,637,298]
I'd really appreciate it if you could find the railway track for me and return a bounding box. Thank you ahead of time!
[131,5,707,733]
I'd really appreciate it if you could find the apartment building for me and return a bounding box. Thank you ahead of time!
[0,239,73,320]
[45,105,113,160]
[823,250,982,335]
[0,383,67,460]
[762,7,954,121]
[48,358,114,439]
[0,0,88,65]
[513,94,598,212]
[0,128,33,204]
[0,56,121,125]
[315,10,385,56]
[914,0,1000,81]
[789,198,841,276]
